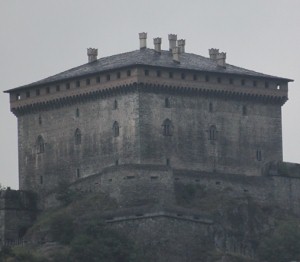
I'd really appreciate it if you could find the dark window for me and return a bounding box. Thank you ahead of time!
[117,72,121,79]
[256,150,262,161]
[193,74,197,81]
[40,176,43,185]
[209,125,217,140]
[209,102,213,112]
[38,115,42,125]
[36,89,40,96]
[205,75,210,82]
[253,81,257,87]
[26,91,30,98]
[166,158,170,166]
[162,119,173,136]
[46,86,50,93]
[113,121,119,137]
[181,73,185,79]
[242,105,247,116]
[229,78,234,84]
[114,100,118,110]
[37,135,45,154]
[156,70,161,77]
[265,82,269,88]
[76,80,80,87]
[66,83,70,89]
[127,70,131,76]
[86,78,90,85]
[106,74,110,81]
[75,128,81,145]
[115,159,119,166]
[217,77,221,83]
[144,70,149,76]
[76,169,80,178]
[76,108,80,117]
[56,85,60,92]
[241,79,245,86]
[96,76,100,83]
[165,98,170,108]
[169,72,173,78]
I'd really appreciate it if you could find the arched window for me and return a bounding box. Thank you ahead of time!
[37,135,45,154]
[113,121,119,137]
[114,100,118,110]
[162,119,173,136]
[75,128,81,145]
[209,125,217,140]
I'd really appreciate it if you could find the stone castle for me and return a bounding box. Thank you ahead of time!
[2,33,300,259]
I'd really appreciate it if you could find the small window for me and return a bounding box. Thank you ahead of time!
[193,74,197,81]
[76,169,80,178]
[114,100,118,110]
[76,108,80,117]
[162,119,173,136]
[256,150,262,161]
[166,158,170,166]
[144,70,149,76]
[113,121,119,137]
[181,73,185,79]
[209,102,213,112]
[56,85,60,92]
[205,75,210,82]
[276,84,281,90]
[169,72,173,78]
[86,78,90,85]
[37,135,45,154]
[66,83,70,89]
[106,74,110,81]
[241,79,245,86]
[76,80,80,87]
[46,86,50,93]
[229,78,234,85]
[75,128,81,145]
[117,72,121,79]
[165,98,170,108]
[242,105,247,116]
[265,82,269,88]
[96,76,100,83]
[253,81,257,87]
[115,159,119,166]
[36,89,40,96]
[209,125,217,141]
[157,70,161,77]
[127,70,131,76]
[40,176,43,185]
[16,94,21,100]
[38,115,42,125]
[26,91,30,98]
[217,77,221,83]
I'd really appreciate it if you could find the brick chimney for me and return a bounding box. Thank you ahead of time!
[168,34,177,51]
[209,48,219,60]
[87,48,98,63]
[154,37,162,53]
[217,52,226,67]
[139,32,147,49]
[178,39,185,53]
[172,47,180,63]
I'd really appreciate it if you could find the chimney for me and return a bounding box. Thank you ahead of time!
[87,48,98,63]
[217,52,226,67]
[168,34,177,51]
[172,47,180,63]
[209,48,219,60]
[139,32,147,49]
[153,37,162,53]
[178,39,185,53]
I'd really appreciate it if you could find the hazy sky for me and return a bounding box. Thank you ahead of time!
[1,0,300,189]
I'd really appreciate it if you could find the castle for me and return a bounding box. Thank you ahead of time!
[3,33,300,259]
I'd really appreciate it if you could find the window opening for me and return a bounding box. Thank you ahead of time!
[75,128,81,145]
[114,100,118,110]
[242,105,247,116]
[76,108,80,117]
[56,85,60,92]
[40,176,43,185]
[106,74,110,81]
[76,80,80,87]
[66,83,70,89]
[37,135,45,154]
[165,98,170,108]
[209,102,213,112]
[127,70,131,76]
[241,79,245,86]
[76,168,80,178]
[169,72,173,78]
[181,73,185,79]
[96,76,100,83]
[46,86,50,93]
[209,125,217,140]
[277,84,281,90]
[36,89,40,96]
[117,72,121,79]
[38,115,42,125]
[253,81,257,87]
[144,70,149,76]
[86,78,90,85]
[26,91,30,98]
[113,121,120,137]
[162,119,173,136]
[193,74,197,81]
[256,150,262,161]
[205,75,210,82]
[115,159,119,166]
[166,158,170,166]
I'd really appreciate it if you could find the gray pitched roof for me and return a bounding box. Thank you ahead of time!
[5,48,292,92]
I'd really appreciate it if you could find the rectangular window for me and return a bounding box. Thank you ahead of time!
[16,93,21,100]
[117,72,121,79]
[76,168,80,178]
[96,76,100,83]
[106,74,110,81]
[40,176,43,185]
[46,86,50,94]
[86,78,90,85]
[256,150,262,161]
[76,80,80,87]
[56,85,60,92]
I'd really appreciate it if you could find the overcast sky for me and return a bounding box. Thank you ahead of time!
[1,0,300,189]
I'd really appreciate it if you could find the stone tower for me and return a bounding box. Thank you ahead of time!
[5,33,292,197]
